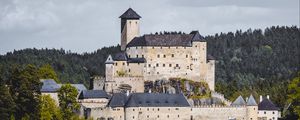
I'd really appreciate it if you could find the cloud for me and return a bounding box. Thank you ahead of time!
[0,0,298,55]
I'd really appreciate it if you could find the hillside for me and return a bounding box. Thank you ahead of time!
[0,26,299,107]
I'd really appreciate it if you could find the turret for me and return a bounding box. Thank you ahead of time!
[105,55,114,81]
[246,94,258,120]
[119,8,141,51]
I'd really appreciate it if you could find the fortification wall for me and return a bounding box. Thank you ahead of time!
[105,77,144,93]
[125,107,191,120]
[191,106,248,120]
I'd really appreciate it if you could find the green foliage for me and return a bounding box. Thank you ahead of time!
[9,64,41,120]
[0,46,121,86]
[0,84,16,120]
[38,64,59,83]
[58,84,79,120]
[116,70,126,77]
[287,72,300,119]
[39,95,62,120]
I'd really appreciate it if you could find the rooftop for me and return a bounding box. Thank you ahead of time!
[78,90,110,99]
[108,93,190,107]
[258,98,279,110]
[119,8,141,19]
[126,31,204,47]
[231,95,246,106]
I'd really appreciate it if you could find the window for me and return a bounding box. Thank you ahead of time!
[148,64,151,67]
[157,54,160,58]
[136,47,138,49]
[167,115,169,118]
[156,63,159,67]
[176,64,179,67]
[178,115,180,118]
[175,108,179,110]
[169,64,172,67]
[133,116,134,119]
[163,55,166,58]
[264,111,266,114]
[136,55,138,58]
[142,55,144,58]
[273,112,275,114]
[128,69,131,72]
[163,64,165,67]
[128,55,131,58]
[160,47,162,49]
[147,108,149,111]
[158,108,160,111]
[172,54,174,57]
[152,47,154,49]
[186,55,188,58]
[157,72,159,74]
[115,63,118,66]
[133,109,135,111]
[147,115,149,118]
[157,115,159,118]
[123,62,125,65]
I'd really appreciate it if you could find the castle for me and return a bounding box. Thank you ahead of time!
[94,8,215,94]
[41,8,281,120]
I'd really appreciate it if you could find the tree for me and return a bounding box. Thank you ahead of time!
[38,64,59,83]
[58,84,79,120]
[39,95,62,120]
[0,84,16,120]
[9,64,41,120]
[287,72,300,119]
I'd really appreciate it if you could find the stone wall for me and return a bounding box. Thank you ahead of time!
[105,76,144,94]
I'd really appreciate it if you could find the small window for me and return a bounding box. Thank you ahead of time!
[128,69,131,72]
[178,115,180,118]
[147,115,149,118]
[172,54,174,57]
[163,64,165,67]
[186,55,188,58]
[133,116,134,119]
[160,47,162,49]
[156,63,159,67]
[136,55,138,58]
[136,47,138,49]
[115,63,118,66]
[157,115,159,118]
[148,64,151,67]
[169,64,172,67]
[157,54,160,58]
[142,55,144,58]
[163,55,166,58]
[123,62,125,65]
[176,64,179,67]
[264,111,266,114]
[133,109,135,111]
[273,112,275,114]
[167,115,169,118]
[158,108,159,111]
[157,72,159,74]
[152,47,154,49]
[129,55,131,58]
[195,45,197,47]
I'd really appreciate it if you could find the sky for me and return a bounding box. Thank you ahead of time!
[0,0,299,55]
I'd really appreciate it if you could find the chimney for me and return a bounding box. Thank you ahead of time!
[267,95,270,99]
[260,95,262,102]
[126,90,130,96]
[149,89,152,93]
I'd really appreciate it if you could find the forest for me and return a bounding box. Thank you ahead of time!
[0,26,299,119]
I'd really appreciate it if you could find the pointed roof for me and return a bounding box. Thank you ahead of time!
[190,31,205,42]
[258,98,279,110]
[105,55,114,64]
[231,95,246,106]
[247,94,257,106]
[119,8,141,19]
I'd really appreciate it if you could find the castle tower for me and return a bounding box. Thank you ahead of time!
[119,8,141,51]
[105,55,114,81]
[246,94,258,120]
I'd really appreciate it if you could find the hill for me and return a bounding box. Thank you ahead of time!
[0,26,299,107]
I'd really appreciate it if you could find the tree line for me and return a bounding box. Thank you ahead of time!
[0,25,299,119]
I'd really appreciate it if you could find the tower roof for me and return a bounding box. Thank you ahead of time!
[231,95,246,106]
[119,8,141,19]
[247,94,257,106]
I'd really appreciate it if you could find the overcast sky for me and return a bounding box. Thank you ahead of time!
[0,0,299,55]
